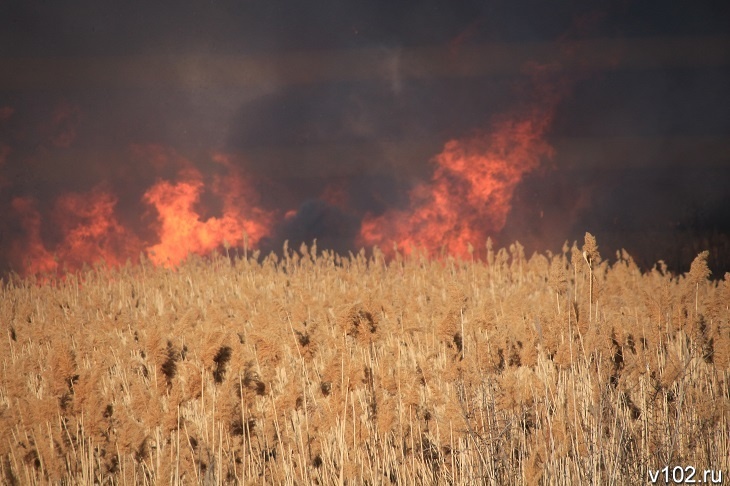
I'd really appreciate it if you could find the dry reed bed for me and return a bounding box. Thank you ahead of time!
[1,235,729,484]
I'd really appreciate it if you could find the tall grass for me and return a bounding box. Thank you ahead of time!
[1,237,728,484]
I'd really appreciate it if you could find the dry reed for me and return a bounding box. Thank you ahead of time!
[1,238,728,484]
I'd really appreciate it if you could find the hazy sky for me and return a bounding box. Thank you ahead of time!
[1,1,729,274]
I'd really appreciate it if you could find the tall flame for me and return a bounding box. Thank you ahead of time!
[53,189,142,269]
[360,106,555,258]
[143,161,271,267]
[10,197,58,275]
[10,189,142,275]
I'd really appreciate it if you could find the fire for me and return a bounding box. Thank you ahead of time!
[10,189,142,276]
[143,161,271,267]
[53,189,142,270]
[9,148,272,276]
[359,107,554,258]
[10,197,58,275]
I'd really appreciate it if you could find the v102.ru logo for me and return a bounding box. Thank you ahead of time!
[648,466,722,484]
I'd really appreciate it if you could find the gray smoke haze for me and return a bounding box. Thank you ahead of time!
[1,0,729,275]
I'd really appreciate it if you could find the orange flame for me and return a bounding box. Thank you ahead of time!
[10,189,142,276]
[360,107,554,258]
[53,189,142,269]
[143,159,271,267]
[10,197,58,275]
[10,149,273,276]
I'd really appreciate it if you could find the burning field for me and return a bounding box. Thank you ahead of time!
[5,146,273,275]
[1,2,730,484]
[1,60,568,277]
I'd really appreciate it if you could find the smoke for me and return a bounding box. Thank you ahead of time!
[262,199,360,257]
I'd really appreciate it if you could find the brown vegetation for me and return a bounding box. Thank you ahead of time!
[1,235,728,484]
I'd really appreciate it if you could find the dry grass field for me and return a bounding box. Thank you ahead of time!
[1,234,728,484]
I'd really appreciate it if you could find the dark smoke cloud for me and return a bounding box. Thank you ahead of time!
[1,1,729,275]
[260,199,361,257]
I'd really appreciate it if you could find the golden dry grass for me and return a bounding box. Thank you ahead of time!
[1,235,728,484]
